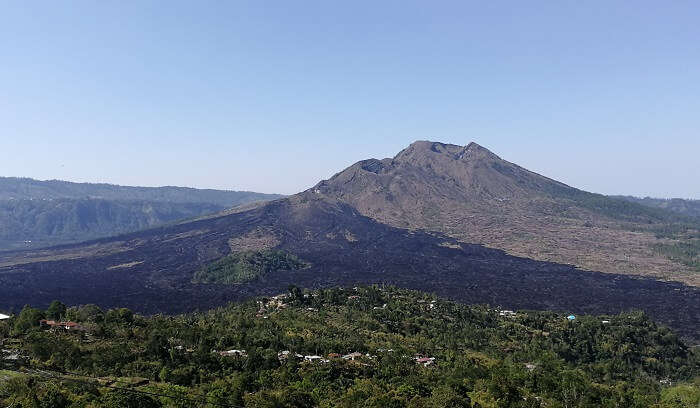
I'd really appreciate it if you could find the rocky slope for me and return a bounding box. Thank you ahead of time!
[0,142,697,340]
[314,141,698,285]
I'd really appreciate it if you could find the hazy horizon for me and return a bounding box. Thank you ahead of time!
[2,138,699,200]
[2,2,698,198]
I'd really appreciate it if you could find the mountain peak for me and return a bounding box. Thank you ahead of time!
[394,140,500,163]
[465,141,488,152]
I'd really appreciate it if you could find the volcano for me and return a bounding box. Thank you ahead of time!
[1,141,697,339]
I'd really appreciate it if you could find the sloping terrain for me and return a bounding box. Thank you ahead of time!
[0,177,282,251]
[314,141,699,285]
[2,287,697,407]
[0,142,698,340]
[0,177,281,205]
[0,199,225,251]
[0,194,698,340]
[615,195,700,218]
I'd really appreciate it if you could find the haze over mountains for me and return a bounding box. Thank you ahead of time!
[0,142,698,340]
[0,177,282,251]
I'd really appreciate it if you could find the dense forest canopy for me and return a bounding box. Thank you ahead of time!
[1,286,698,407]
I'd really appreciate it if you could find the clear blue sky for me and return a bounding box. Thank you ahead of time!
[1,1,698,197]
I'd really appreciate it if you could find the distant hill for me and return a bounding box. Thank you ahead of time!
[0,177,280,206]
[0,141,698,341]
[613,195,700,218]
[0,177,282,251]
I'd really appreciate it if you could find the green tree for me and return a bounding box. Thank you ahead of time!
[100,389,162,408]
[428,385,471,408]
[46,300,67,320]
[12,304,44,335]
[288,285,303,304]
[660,384,700,408]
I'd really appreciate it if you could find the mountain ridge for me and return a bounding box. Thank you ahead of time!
[0,176,281,204]
[0,177,283,251]
[0,141,698,340]
[312,140,698,284]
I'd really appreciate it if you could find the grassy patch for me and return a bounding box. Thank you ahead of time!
[0,369,22,383]
[653,240,700,271]
[193,250,309,284]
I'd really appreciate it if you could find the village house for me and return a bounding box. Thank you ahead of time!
[218,349,247,358]
[498,310,516,317]
[278,350,290,361]
[415,357,435,367]
[39,320,86,331]
[277,350,305,362]
[304,355,329,363]
[342,352,364,360]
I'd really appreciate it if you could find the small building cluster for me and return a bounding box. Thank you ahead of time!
[304,355,329,363]
[221,347,436,368]
[218,349,247,358]
[256,294,289,317]
[39,320,86,331]
[273,350,399,365]
[342,352,364,361]
[414,355,436,367]
[277,351,331,363]
[417,300,437,310]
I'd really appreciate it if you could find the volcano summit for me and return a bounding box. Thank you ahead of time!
[1,141,698,339]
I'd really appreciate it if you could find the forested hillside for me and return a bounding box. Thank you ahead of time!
[0,177,281,205]
[0,177,282,251]
[614,196,700,218]
[1,287,698,407]
[0,199,225,251]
